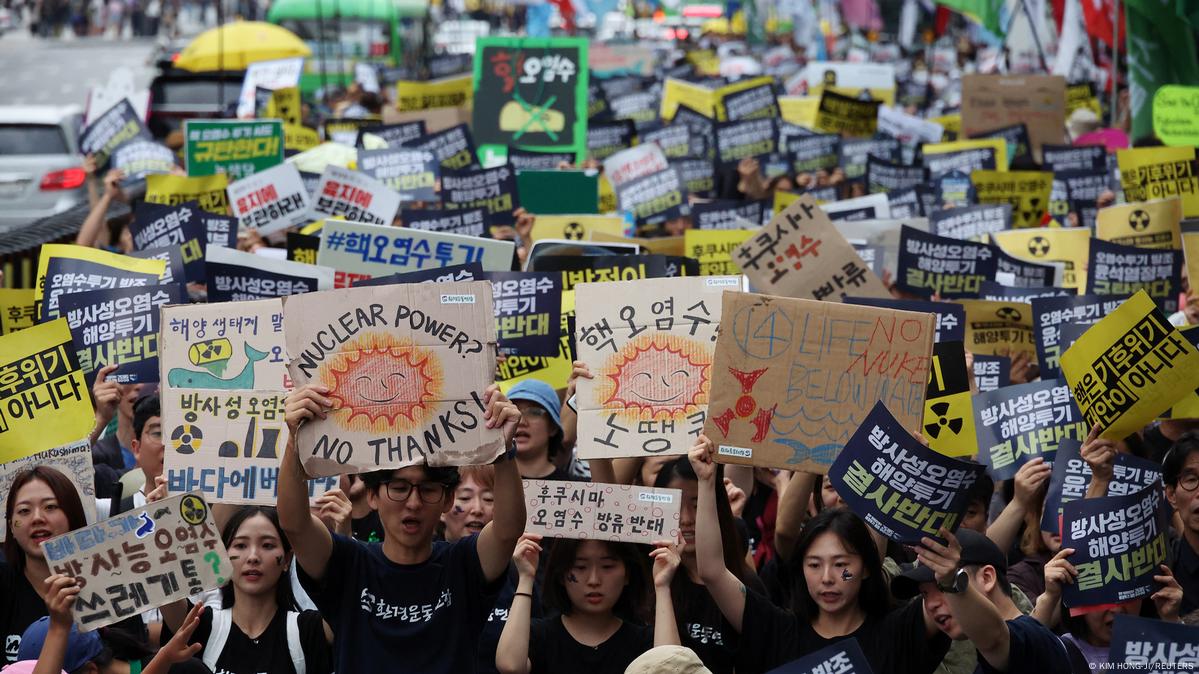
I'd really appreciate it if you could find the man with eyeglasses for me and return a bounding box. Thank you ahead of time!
[98,393,167,517]
[1163,431,1199,620]
[278,382,524,674]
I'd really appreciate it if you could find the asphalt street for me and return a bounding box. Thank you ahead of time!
[0,30,158,108]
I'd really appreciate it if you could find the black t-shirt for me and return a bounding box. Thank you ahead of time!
[301,533,503,674]
[477,565,545,674]
[528,616,651,674]
[189,606,332,674]
[736,589,949,674]
[351,511,385,543]
[527,465,576,482]
[974,616,1072,674]
[1168,533,1199,618]
[674,578,738,674]
[1,562,45,665]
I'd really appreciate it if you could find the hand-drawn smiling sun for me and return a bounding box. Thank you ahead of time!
[601,335,710,419]
[323,332,444,432]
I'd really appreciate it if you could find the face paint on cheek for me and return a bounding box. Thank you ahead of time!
[452,506,464,514]
[567,573,579,584]
[11,520,20,530]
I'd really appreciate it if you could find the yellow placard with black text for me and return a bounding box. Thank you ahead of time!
[1096,199,1182,250]
[0,288,36,335]
[958,299,1035,362]
[972,169,1054,228]
[396,75,473,112]
[923,341,978,458]
[684,229,754,276]
[529,215,626,244]
[1118,146,1199,218]
[992,227,1091,290]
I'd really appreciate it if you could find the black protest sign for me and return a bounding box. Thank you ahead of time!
[356,121,426,148]
[79,99,152,169]
[830,401,985,545]
[1110,615,1199,672]
[351,262,483,287]
[507,148,576,170]
[975,123,1032,165]
[867,157,926,193]
[1040,438,1162,534]
[926,148,997,181]
[765,638,875,674]
[1062,482,1170,610]
[1043,143,1107,173]
[130,201,207,283]
[153,201,237,250]
[930,204,1012,241]
[206,251,326,302]
[1060,169,1108,230]
[485,271,562,357]
[841,137,900,181]
[587,80,610,121]
[401,124,478,171]
[616,167,687,227]
[789,133,841,173]
[714,118,778,166]
[995,247,1059,288]
[357,148,439,202]
[586,121,635,160]
[813,90,880,138]
[128,247,185,287]
[287,232,320,265]
[402,207,488,237]
[805,185,839,203]
[934,170,978,210]
[1031,294,1130,379]
[853,243,886,276]
[608,91,660,130]
[60,283,183,385]
[641,124,704,160]
[843,296,965,343]
[721,83,779,121]
[978,282,1075,303]
[973,355,1010,393]
[692,200,766,230]
[671,159,715,199]
[1086,239,1182,314]
[532,254,670,290]
[886,187,930,219]
[974,378,1089,480]
[111,139,176,182]
[896,226,998,298]
[441,165,520,225]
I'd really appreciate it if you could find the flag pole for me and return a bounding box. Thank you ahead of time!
[1110,0,1120,125]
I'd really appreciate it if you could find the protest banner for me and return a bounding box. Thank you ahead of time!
[236,57,303,118]
[641,124,703,161]
[976,123,1032,165]
[735,195,888,301]
[1110,615,1199,671]
[0,440,96,541]
[960,74,1066,160]
[316,219,514,287]
[485,271,561,357]
[992,227,1091,290]
[788,133,840,173]
[813,90,880,138]
[442,165,520,225]
[522,479,682,544]
[287,232,319,265]
[308,164,401,226]
[396,74,473,111]
[877,105,943,145]
[896,226,997,298]
[924,139,1005,177]
[61,284,182,385]
[355,148,438,203]
[205,246,334,302]
[261,87,301,127]
[1030,294,1129,381]
[885,187,932,220]
[471,36,588,161]
[922,341,978,458]
[934,170,976,210]
[35,244,167,322]
[660,78,715,120]
[1042,144,1106,173]
[160,299,289,392]
[323,117,381,146]
[670,158,715,201]
[586,121,636,160]
[507,148,576,170]
[40,492,231,631]
[973,378,1088,480]
[1152,85,1199,147]
[354,263,482,288]
[702,291,934,472]
[981,284,1074,301]
[162,388,337,504]
[929,204,1011,242]
[714,118,778,166]
[283,282,506,475]
[765,638,875,674]
[603,144,670,190]
[403,207,488,238]
[1059,169,1109,230]
[144,174,230,214]
[616,167,687,228]
[78,99,152,169]
[840,138,900,181]
[691,200,765,231]
[843,297,964,344]
[1040,438,1161,534]
[130,202,206,283]
[357,121,426,149]
[712,76,777,121]
[608,91,660,131]
[129,247,185,287]
[1061,291,1199,440]
[822,193,892,222]
[1118,146,1199,218]
[865,157,924,194]
[395,125,477,172]
[528,214,624,243]
[183,120,283,180]
[282,124,320,154]
[1086,239,1182,313]
[958,299,1035,361]
[110,139,176,182]
[973,355,1010,393]
[685,230,755,276]
[0,320,95,462]
[832,401,984,542]
[1095,198,1183,250]
[1061,482,1170,611]
[575,276,734,458]
[970,170,1054,229]
[226,163,311,236]
[0,288,36,335]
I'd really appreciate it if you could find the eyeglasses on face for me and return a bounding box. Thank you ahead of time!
[1178,473,1199,493]
[381,479,449,504]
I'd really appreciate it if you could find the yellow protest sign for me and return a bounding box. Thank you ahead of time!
[773,190,801,214]
[590,232,685,257]
[713,76,776,121]
[529,215,626,244]
[0,319,95,462]
[813,90,879,138]
[1066,82,1103,119]
[1061,291,1199,439]
[1118,146,1199,218]
[0,288,35,335]
[1164,326,1199,420]
[959,299,1035,362]
[923,342,978,458]
[144,174,230,214]
[265,87,302,126]
[685,50,720,76]
[34,245,167,322]
[924,138,1008,172]
[684,229,754,276]
[1096,199,1182,250]
[598,174,617,213]
[931,114,962,140]
[283,124,320,153]
[807,85,896,107]
[1153,85,1199,147]
[971,169,1054,228]
[397,75,473,112]
[1185,231,1199,294]
[779,96,820,128]
[993,227,1091,290]
[661,78,715,120]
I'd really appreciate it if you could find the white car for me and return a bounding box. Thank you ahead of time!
[0,105,88,232]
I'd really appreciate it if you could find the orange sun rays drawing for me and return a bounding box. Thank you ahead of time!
[321,332,443,433]
[599,334,710,420]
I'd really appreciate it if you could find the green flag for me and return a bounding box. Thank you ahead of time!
[938,0,1006,38]
[1126,0,1199,142]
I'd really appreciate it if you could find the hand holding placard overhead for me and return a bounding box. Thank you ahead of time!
[522,480,682,544]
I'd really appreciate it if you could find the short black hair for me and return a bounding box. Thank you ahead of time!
[965,469,994,512]
[1163,431,1199,487]
[360,465,461,494]
[133,394,160,439]
[964,563,1013,597]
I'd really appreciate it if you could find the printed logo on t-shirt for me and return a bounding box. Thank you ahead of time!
[687,623,724,645]
[5,635,19,662]
[487,607,510,623]
[359,587,454,622]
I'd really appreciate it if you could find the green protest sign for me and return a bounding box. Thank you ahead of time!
[184,119,285,181]
[1153,85,1199,147]
[472,37,589,164]
[516,170,597,215]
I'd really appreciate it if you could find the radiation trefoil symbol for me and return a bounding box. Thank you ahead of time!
[711,367,776,443]
[563,222,585,240]
[996,307,1023,322]
[1129,209,1151,231]
[924,401,963,439]
[1027,236,1051,257]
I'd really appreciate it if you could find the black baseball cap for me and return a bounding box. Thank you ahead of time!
[890,528,1008,599]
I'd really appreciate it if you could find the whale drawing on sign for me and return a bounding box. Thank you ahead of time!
[168,342,268,389]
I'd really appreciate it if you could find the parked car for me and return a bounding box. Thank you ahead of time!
[0,105,87,232]
[147,71,244,139]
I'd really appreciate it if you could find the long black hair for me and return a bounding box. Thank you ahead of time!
[541,538,650,623]
[789,508,893,622]
[219,506,297,611]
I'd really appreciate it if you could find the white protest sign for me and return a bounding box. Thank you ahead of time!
[603,144,670,189]
[308,164,402,226]
[237,57,305,119]
[523,479,682,544]
[227,163,312,235]
[877,106,945,144]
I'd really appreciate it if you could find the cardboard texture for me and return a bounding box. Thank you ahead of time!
[523,479,682,544]
[159,299,290,392]
[575,276,737,458]
[961,74,1066,160]
[0,440,96,541]
[284,282,505,476]
[702,291,934,473]
[40,493,231,632]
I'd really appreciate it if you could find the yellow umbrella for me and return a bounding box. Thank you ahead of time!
[175,21,312,72]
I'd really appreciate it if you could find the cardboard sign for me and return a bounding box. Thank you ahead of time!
[184,120,283,180]
[1110,615,1199,671]
[930,204,1011,242]
[0,288,36,335]
[923,341,978,458]
[308,165,401,226]
[528,214,624,243]
[472,37,589,160]
[396,74,473,111]
[691,200,765,231]
[1040,438,1162,534]
[843,297,964,344]
[992,227,1091,290]
[522,479,682,544]
[236,57,303,118]
[735,195,887,301]
[1096,199,1183,250]
[403,208,488,238]
[205,246,334,302]
[130,202,207,283]
[79,99,152,169]
[973,355,1010,393]
[896,226,997,298]
[0,440,96,542]
[832,401,984,542]
[486,271,562,357]
[1118,146,1199,218]
[685,230,755,276]
[575,276,732,458]
[160,299,289,392]
[702,291,934,472]
[1061,482,1170,611]
[1030,294,1130,380]
[61,284,182,385]
[111,139,176,182]
[283,282,506,476]
[357,148,439,202]
[35,245,166,322]
[145,174,230,214]
[226,163,311,235]
[1061,291,1199,440]
[970,170,1054,229]
[1152,85,1199,147]
[714,118,778,166]
[973,378,1088,480]
[958,299,1035,361]
[765,638,875,674]
[1087,240,1182,314]
[162,388,337,504]
[961,74,1066,160]
[400,124,478,172]
[40,492,231,631]
[814,90,880,138]
[315,219,514,287]
[442,165,520,225]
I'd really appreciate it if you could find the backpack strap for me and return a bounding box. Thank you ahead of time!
[201,608,232,671]
[286,611,306,674]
